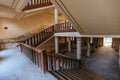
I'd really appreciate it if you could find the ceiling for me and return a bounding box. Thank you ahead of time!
[0,0,14,7]
[51,0,120,35]
[0,0,29,18]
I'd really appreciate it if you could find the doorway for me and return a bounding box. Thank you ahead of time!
[103,38,112,47]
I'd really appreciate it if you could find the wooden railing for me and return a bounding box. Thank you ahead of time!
[47,53,81,71]
[21,22,76,47]
[19,43,47,73]
[19,43,81,73]
[22,25,54,47]
[23,0,53,11]
[54,22,76,32]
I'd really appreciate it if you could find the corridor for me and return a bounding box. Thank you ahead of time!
[83,47,120,80]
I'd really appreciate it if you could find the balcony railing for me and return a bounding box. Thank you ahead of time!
[54,22,76,32]
[23,0,53,11]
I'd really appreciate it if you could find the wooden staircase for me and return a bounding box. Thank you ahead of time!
[17,22,105,80]
[50,69,105,80]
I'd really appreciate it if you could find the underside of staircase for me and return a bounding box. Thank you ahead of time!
[50,69,105,80]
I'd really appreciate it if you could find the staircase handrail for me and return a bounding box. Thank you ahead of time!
[19,43,81,74]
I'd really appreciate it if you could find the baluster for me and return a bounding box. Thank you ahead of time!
[42,31,44,42]
[34,34,37,46]
[41,50,48,73]
[61,58,64,70]
[30,37,32,46]
[36,33,39,44]
[71,59,73,70]
[32,50,35,63]
[46,29,48,38]
[36,52,38,67]
[27,1,30,6]
[59,57,62,70]
[48,56,52,71]
[37,0,39,4]
[38,52,41,67]
[45,29,48,39]
[63,23,65,31]
[36,34,38,46]
[57,57,60,70]
[42,0,45,4]
[67,59,69,70]
[53,56,56,71]
[34,0,36,5]
[31,0,34,6]
[68,59,70,70]
[28,38,31,46]
[61,23,63,31]
[64,58,67,70]
[65,22,67,31]
[42,31,45,41]
[39,33,42,43]
[70,59,72,69]
[33,36,35,46]
[45,29,47,39]
[67,22,70,30]
[39,0,41,4]
[31,36,34,46]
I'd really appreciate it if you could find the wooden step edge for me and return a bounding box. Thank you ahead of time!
[56,71,73,80]
[64,70,82,80]
[61,70,80,80]
[68,70,89,80]
[50,71,66,80]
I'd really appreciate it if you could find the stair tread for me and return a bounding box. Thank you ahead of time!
[50,69,105,80]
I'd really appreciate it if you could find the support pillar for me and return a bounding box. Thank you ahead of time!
[87,42,91,57]
[77,37,82,59]
[55,36,59,53]
[68,37,71,52]
[54,8,58,24]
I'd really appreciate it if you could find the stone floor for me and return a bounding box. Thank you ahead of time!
[83,46,120,80]
[0,47,56,80]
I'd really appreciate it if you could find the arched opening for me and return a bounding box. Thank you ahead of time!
[103,38,112,47]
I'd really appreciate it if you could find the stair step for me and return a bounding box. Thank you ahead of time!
[50,69,105,80]
[50,71,66,80]
[56,71,72,80]
[68,70,89,80]
[61,71,81,80]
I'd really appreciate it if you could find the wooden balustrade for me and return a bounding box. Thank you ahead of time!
[23,25,54,47]
[54,22,76,32]
[21,22,76,47]
[47,53,81,71]
[19,43,47,73]
[19,43,81,74]
[23,0,53,11]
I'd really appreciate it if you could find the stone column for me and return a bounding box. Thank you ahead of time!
[54,8,58,24]
[55,36,59,53]
[90,37,93,43]
[87,42,91,57]
[77,37,82,59]
[68,37,71,52]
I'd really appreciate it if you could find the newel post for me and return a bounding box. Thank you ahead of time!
[41,50,48,74]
